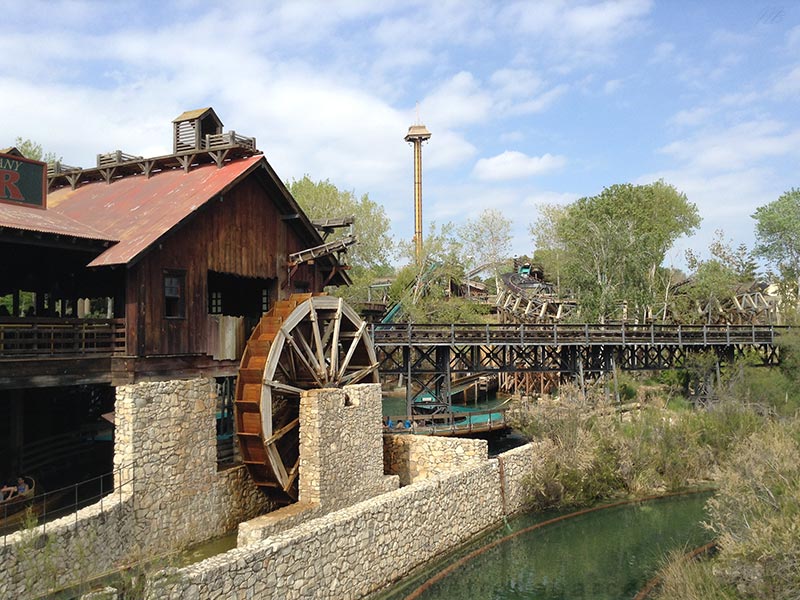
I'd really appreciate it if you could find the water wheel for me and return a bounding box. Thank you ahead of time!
[235,294,379,502]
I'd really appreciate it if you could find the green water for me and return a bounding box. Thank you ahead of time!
[373,492,712,600]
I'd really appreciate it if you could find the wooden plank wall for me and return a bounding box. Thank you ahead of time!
[126,174,322,357]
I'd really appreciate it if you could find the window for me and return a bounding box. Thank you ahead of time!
[164,271,185,318]
[210,290,223,314]
[261,288,270,313]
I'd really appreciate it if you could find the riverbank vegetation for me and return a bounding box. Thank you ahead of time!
[511,340,800,599]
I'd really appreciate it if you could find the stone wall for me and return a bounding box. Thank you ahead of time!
[239,383,398,547]
[299,384,398,509]
[115,378,272,554]
[146,461,504,600]
[1,377,272,597]
[0,494,133,598]
[496,440,552,514]
[383,433,488,485]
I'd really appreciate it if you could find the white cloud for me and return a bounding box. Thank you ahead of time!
[650,41,675,63]
[659,120,800,172]
[490,68,543,99]
[507,84,569,115]
[771,65,800,97]
[668,106,714,128]
[506,0,651,47]
[420,72,492,129]
[603,79,623,94]
[473,151,566,181]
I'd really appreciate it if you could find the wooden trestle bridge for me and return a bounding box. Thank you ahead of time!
[371,322,785,406]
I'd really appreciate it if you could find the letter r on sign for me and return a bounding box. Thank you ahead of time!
[1,170,23,201]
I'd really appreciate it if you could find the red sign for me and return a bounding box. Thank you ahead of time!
[0,152,47,209]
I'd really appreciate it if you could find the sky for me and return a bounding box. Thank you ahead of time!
[2,0,799,271]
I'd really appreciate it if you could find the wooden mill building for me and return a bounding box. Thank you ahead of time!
[0,108,350,482]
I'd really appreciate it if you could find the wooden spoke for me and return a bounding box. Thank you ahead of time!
[282,328,325,387]
[339,363,379,386]
[265,380,304,396]
[308,304,326,378]
[328,298,343,379]
[337,321,368,380]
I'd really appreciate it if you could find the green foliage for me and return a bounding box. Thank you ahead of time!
[534,181,700,321]
[12,137,60,163]
[656,550,738,600]
[514,379,767,510]
[706,421,800,598]
[287,175,395,305]
[459,208,512,292]
[674,230,758,323]
[388,222,491,324]
[753,188,800,303]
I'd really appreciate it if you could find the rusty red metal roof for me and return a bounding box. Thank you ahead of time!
[47,155,264,267]
[0,200,115,242]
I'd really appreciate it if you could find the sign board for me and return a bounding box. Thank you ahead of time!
[0,152,47,209]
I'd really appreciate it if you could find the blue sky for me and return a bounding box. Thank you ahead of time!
[2,1,799,271]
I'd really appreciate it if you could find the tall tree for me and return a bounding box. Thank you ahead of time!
[288,176,394,271]
[458,208,512,293]
[530,203,568,294]
[288,176,394,304]
[539,181,700,321]
[752,188,800,307]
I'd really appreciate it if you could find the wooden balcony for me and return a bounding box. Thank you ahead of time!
[0,318,125,358]
[0,318,126,389]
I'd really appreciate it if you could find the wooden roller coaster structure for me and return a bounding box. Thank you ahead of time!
[235,294,379,503]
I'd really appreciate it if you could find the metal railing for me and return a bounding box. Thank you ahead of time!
[372,322,783,348]
[1,464,132,545]
[0,317,126,358]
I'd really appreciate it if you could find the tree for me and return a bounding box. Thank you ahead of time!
[752,188,800,308]
[536,181,700,321]
[675,230,759,323]
[288,176,394,271]
[13,137,60,163]
[530,203,568,294]
[288,176,394,305]
[458,208,512,294]
[389,222,489,323]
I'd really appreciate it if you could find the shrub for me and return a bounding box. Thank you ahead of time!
[706,421,800,598]
[655,549,737,600]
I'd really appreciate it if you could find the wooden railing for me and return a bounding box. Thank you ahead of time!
[384,406,510,436]
[205,131,256,151]
[0,318,126,358]
[372,323,783,348]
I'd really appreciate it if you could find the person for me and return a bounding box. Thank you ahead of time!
[1,477,29,501]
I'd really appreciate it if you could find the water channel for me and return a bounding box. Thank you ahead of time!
[371,491,712,600]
